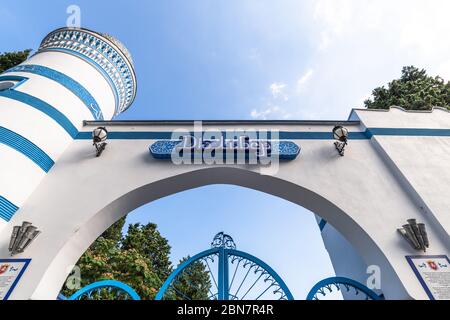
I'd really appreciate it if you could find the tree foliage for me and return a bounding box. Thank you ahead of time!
[0,50,31,73]
[121,223,172,282]
[62,218,210,300]
[170,257,212,300]
[364,66,450,111]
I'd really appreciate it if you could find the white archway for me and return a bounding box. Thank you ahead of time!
[3,109,449,300]
[34,166,406,300]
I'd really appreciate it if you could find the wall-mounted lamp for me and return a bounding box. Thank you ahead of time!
[397,219,429,252]
[333,126,349,156]
[9,222,41,256]
[92,127,108,157]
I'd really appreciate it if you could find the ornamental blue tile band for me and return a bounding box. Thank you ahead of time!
[0,90,78,139]
[149,140,301,161]
[0,195,19,222]
[150,141,184,159]
[38,28,137,116]
[6,65,104,120]
[0,126,55,172]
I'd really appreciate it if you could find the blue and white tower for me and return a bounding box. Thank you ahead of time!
[0,28,136,229]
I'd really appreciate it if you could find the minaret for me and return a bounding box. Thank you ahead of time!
[0,28,136,229]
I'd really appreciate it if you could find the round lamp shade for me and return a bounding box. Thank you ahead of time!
[333,126,349,142]
[93,127,108,143]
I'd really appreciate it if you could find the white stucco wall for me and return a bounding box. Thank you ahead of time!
[0,108,448,300]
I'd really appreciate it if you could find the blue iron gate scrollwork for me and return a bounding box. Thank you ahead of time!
[156,233,294,300]
[306,277,383,300]
[67,280,141,300]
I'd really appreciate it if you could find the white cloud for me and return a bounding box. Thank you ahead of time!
[269,82,288,100]
[245,1,450,120]
[251,105,292,120]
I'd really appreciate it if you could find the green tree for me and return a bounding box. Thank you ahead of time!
[121,223,172,282]
[62,218,211,300]
[364,66,450,111]
[171,257,211,300]
[0,50,31,73]
[61,218,164,300]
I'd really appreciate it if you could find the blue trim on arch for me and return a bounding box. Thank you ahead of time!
[306,277,383,300]
[75,128,450,141]
[76,131,173,140]
[75,131,369,140]
[0,90,78,138]
[38,48,120,115]
[0,126,54,172]
[0,195,19,222]
[68,280,141,300]
[6,64,104,120]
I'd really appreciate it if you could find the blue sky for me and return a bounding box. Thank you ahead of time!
[2,0,450,299]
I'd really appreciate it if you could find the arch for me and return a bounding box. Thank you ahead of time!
[67,280,140,300]
[155,247,294,300]
[34,166,406,300]
[306,277,383,300]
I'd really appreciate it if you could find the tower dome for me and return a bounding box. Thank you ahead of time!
[101,33,134,66]
[38,27,137,115]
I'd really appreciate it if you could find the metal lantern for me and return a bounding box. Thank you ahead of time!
[333,126,349,142]
[9,222,41,256]
[333,126,349,156]
[398,219,429,252]
[92,127,108,157]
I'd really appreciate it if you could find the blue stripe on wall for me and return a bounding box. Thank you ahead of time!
[366,128,450,138]
[75,128,450,140]
[0,195,19,222]
[76,131,370,140]
[6,64,104,120]
[0,90,78,138]
[0,126,54,172]
[37,48,120,115]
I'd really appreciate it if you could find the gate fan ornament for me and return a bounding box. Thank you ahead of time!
[156,232,294,300]
[211,232,236,250]
[66,280,140,300]
[306,277,383,300]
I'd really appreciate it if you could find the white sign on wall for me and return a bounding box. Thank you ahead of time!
[406,255,450,300]
[0,259,31,300]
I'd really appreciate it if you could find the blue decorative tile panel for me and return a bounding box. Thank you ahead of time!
[38,28,136,115]
[150,139,301,161]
